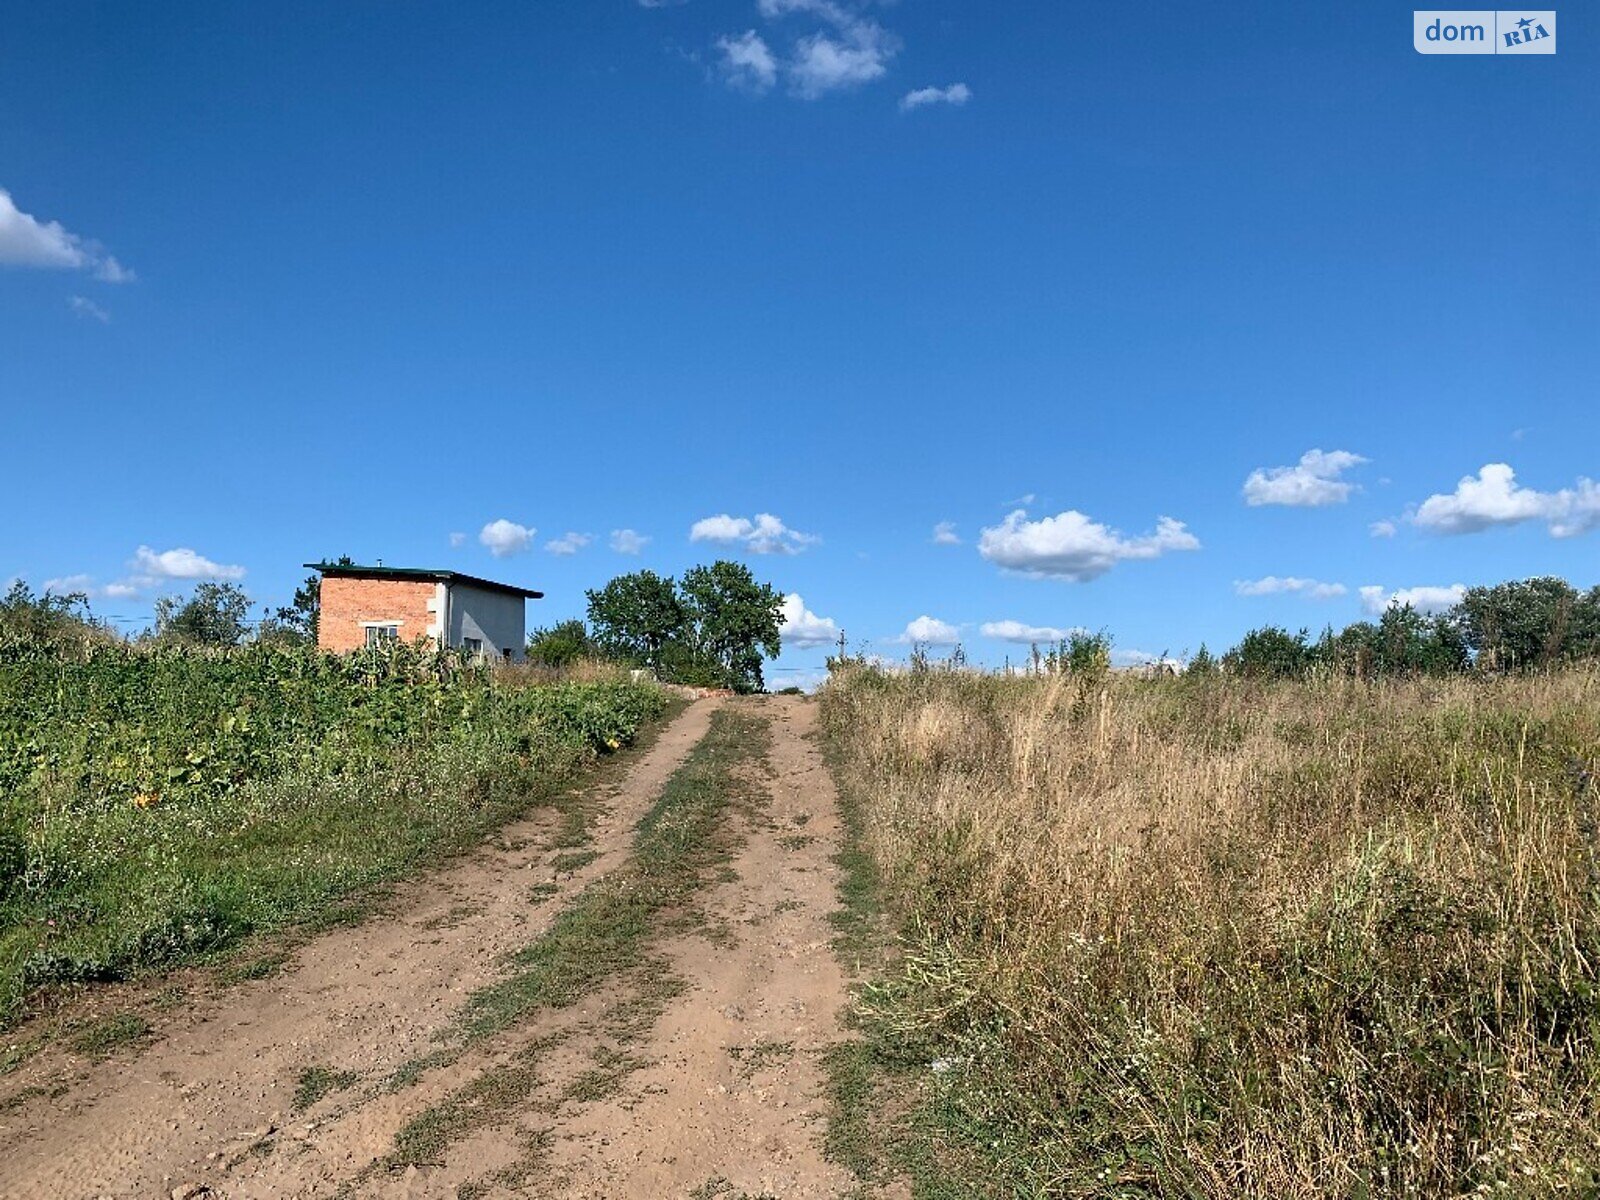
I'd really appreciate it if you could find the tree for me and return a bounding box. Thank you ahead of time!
[1454,577,1587,671]
[273,554,353,645]
[584,563,783,692]
[1373,605,1469,676]
[526,619,596,668]
[1223,626,1314,679]
[586,570,685,670]
[0,580,101,642]
[679,561,782,693]
[154,582,252,646]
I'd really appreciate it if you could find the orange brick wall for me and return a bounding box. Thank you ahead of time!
[317,577,437,653]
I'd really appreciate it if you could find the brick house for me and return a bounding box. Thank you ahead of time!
[308,563,543,662]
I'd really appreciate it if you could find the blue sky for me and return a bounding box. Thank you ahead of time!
[2,2,1596,683]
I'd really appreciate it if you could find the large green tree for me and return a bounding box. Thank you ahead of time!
[1453,577,1600,670]
[679,561,782,693]
[585,562,782,692]
[585,570,685,670]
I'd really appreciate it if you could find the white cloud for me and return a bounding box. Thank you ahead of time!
[779,593,839,647]
[1369,520,1397,538]
[980,620,1083,644]
[756,0,840,16]
[896,615,960,645]
[1242,449,1367,507]
[1359,584,1466,616]
[131,545,246,582]
[900,82,970,111]
[42,574,94,594]
[730,0,898,100]
[479,519,534,558]
[1234,576,1347,599]
[977,509,1199,582]
[788,26,896,97]
[767,667,832,693]
[545,532,592,556]
[95,256,134,284]
[449,531,467,548]
[68,295,109,323]
[1411,463,1600,538]
[931,521,960,546]
[716,30,778,92]
[610,529,650,555]
[0,188,134,281]
[689,512,817,555]
[40,573,142,601]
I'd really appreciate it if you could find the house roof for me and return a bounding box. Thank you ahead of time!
[304,563,544,599]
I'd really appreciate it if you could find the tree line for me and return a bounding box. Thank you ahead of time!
[3,559,786,695]
[1200,576,1600,679]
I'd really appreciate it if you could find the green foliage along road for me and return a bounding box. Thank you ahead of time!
[0,638,666,1027]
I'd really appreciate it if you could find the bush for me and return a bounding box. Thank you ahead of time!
[525,620,596,668]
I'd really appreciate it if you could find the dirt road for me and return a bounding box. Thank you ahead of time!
[0,697,869,1200]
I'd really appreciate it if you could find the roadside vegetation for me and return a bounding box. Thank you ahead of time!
[821,585,1600,1196]
[0,633,665,1028]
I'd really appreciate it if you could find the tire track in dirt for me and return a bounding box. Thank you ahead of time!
[0,699,721,1200]
[532,695,857,1199]
[369,695,862,1200]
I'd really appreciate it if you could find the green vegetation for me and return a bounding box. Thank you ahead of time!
[0,638,666,1026]
[68,1011,152,1057]
[0,580,109,645]
[586,560,782,692]
[525,618,599,668]
[822,665,1600,1197]
[152,581,253,647]
[293,1063,360,1110]
[1224,575,1600,678]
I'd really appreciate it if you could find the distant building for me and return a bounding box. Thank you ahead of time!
[306,562,543,662]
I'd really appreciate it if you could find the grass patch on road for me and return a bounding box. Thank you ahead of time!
[293,1064,359,1110]
[68,1012,151,1058]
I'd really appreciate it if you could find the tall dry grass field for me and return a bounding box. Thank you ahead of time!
[821,666,1600,1197]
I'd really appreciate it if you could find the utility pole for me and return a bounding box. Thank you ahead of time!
[836,629,848,664]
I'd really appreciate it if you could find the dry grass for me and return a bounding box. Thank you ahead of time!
[496,657,634,688]
[821,666,1600,1197]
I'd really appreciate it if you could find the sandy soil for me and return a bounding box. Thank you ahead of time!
[0,696,868,1200]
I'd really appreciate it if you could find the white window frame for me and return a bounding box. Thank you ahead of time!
[363,622,402,647]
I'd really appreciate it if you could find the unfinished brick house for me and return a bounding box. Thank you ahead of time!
[308,562,543,662]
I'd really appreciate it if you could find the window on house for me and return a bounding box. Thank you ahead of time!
[365,624,399,647]
[462,637,483,655]
[502,648,513,662]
